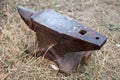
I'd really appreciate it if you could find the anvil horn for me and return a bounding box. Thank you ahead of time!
[17,6,36,29]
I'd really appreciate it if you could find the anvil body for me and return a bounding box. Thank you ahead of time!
[17,6,107,74]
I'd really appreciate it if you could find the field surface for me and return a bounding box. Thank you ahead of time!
[0,0,120,80]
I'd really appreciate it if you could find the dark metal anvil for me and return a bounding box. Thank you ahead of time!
[17,6,107,74]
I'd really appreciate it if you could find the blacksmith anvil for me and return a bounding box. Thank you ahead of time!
[17,6,107,74]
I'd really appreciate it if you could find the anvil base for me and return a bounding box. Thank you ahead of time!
[28,42,91,74]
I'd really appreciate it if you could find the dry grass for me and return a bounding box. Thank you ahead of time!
[0,0,120,80]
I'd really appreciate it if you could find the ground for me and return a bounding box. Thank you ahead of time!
[0,0,120,80]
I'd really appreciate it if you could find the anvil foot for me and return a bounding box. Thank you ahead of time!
[53,51,91,74]
[27,42,91,74]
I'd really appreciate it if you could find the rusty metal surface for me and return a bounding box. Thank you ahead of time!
[17,6,107,74]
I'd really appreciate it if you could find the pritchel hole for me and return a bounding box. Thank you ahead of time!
[79,30,87,35]
[96,37,99,40]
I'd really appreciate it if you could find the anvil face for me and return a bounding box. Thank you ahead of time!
[33,10,105,45]
[17,6,107,74]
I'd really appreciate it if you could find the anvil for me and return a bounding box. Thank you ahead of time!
[17,6,107,74]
